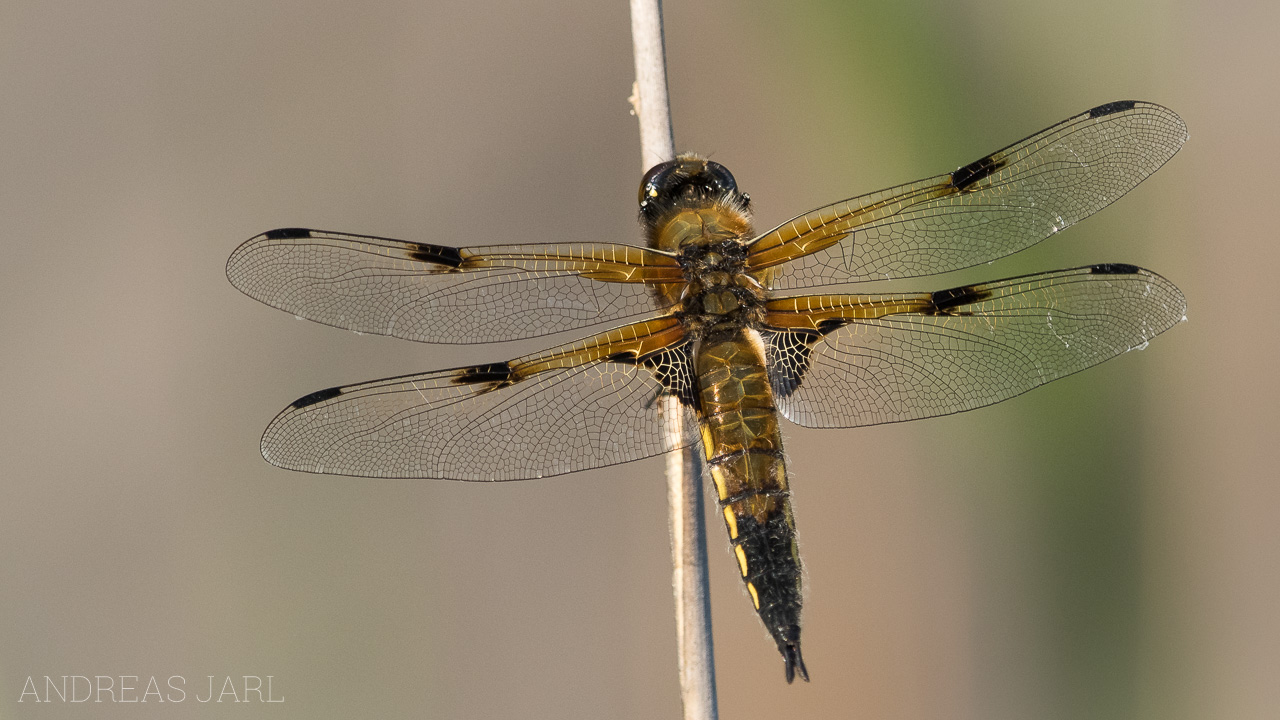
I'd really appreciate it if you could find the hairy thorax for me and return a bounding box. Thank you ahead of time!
[648,201,770,340]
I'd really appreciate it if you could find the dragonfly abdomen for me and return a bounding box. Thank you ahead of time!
[694,328,808,683]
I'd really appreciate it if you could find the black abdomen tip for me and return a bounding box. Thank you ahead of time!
[783,643,809,683]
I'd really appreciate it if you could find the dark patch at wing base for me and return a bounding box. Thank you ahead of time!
[762,329,822,399]
[292,386,343,408]
[1089,100,1137,118]
[640,341,698,407]
[816,318,850,335]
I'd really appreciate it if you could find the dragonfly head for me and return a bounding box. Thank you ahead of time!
[638,153,747,225]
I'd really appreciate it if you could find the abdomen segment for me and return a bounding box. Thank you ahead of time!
[694,328,808,682]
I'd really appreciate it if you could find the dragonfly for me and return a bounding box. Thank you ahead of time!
[227,100,1187,683]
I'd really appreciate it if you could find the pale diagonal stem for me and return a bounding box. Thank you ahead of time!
[629,1,718,718]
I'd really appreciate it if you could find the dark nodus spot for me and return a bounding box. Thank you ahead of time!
[951,153,1007,191]
[407,243,465,268]
[929,285,994,313]
[453,362,512,385]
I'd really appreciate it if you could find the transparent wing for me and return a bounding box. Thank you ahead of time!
[762,264,1185,428]
[747,101,1187,289]
[261,317,699,479]
[227,228,684,344]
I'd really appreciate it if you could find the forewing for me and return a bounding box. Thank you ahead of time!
[747,102,1187,289]
[227,228,683,344]
[260,318,699,479]
[762,265,1185,428]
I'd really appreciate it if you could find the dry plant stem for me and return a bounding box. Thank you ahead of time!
[630,1,718,718]
[662,396,715,719]
[629,0,675,166]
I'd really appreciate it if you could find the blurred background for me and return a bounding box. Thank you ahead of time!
[1,0,1276,718]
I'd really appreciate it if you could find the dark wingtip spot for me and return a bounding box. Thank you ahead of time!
[929,285,994,314]
[292,385,343,408]
[950,153,1008,191]
[1089,100,1137,118]
[264,228,314,240]
[406,242,465,268]
[453,362,513,386]
[1090,263,1142,275]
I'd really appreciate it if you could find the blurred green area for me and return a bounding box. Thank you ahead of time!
[730,2,1181,718]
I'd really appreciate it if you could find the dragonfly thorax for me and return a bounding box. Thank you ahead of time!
[676,238,767,336]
